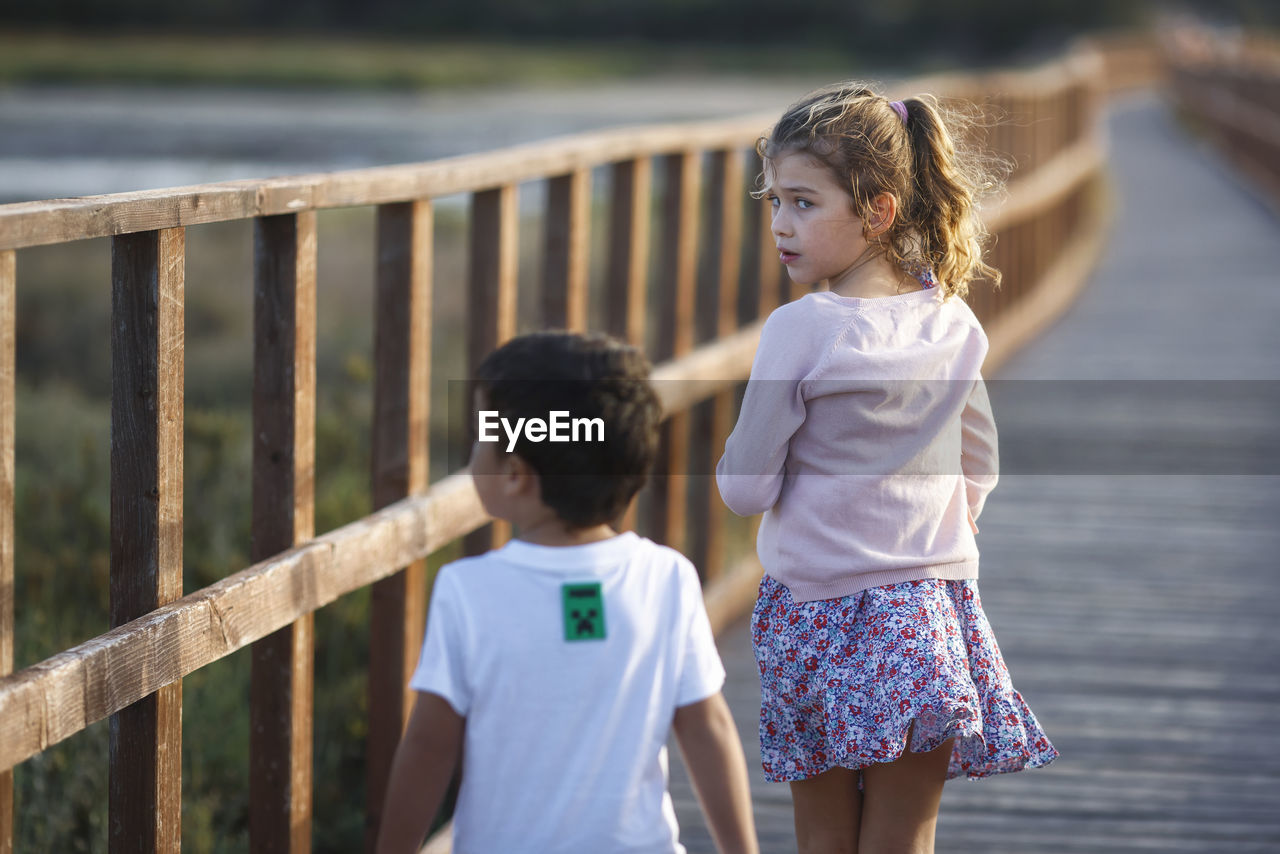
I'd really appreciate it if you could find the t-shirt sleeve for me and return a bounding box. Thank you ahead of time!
[675,561,726,707]
[408,566,472,716]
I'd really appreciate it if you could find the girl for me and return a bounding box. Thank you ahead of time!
[716,83,1057,853]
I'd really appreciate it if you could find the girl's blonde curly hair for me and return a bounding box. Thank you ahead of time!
[756,82,1006,300]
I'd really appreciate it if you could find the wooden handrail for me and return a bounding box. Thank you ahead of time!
[0,50,1108,254]
[0,41,1126,851]
[1167,29,1280,207]
[0,114,772,252]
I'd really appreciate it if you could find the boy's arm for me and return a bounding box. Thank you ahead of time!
[375,692,464,854]
[673,692,759,854]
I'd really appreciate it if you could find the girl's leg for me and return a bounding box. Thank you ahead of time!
[789,767,862,854]
[859,733,954,854]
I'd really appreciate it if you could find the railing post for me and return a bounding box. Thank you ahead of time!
[702,150,745,582]
[0,250,14,854]
[544,169,591,331]
[650,151,701,552]
[606,158,652,349]
[250,211,317,854]
[606,158,652,532]
[465,185,518,553]
[109,227,185,854]
[365,200,433,852]
[756,195,782,318]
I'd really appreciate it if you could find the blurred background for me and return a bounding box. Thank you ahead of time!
[2,2,1277,852]
[1,0,1276,202]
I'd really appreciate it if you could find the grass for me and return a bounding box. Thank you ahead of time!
[0,30,857,90]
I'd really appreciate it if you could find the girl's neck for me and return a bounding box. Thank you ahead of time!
[828,250,917,300]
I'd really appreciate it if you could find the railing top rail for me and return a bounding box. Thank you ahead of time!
[1163,24,1280,73]
[0,112,774,251]
[0,50,1101,252]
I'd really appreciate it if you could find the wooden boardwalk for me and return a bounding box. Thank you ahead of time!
[667,92,1280,853]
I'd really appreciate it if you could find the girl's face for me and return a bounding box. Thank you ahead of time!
[766,151,870,289]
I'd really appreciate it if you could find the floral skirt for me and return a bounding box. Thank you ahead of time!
[751,574,1058,783]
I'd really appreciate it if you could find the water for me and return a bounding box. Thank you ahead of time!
[0,77,838,204]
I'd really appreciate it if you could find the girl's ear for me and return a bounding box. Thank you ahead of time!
[864,192,898,238]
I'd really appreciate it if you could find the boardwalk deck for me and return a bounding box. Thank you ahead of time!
[667,92,1280,853]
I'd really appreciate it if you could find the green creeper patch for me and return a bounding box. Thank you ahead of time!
[562,582,606,641]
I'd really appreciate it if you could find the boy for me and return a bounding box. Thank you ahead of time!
[377,332,758,854]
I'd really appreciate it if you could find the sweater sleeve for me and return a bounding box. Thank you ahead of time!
[960,375,999,528]
[715,309,811,516]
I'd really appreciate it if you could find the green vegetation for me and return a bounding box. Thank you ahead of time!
[0,32,855,90]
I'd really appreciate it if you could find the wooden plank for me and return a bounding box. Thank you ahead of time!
[0,114,775,251]
[983,175,1107,376]
[467,186,518,370]
[982,136,1103,234]
[649,152,701,551]
[109,227,184,854]
[704,150,745,583]
[543,169,591,331]
[757,196,781,318]
[714,151,746,338]
[365,201,432,852]
[0,250,13,854]
[608,163,652,534]
[647,322,761,410]
[1174,77,1280,204]
[658,152,700,360]
[250,211,317,854]
[465,185,518,553]
[606,157,652,348]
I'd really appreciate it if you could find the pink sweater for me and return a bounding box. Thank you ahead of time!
[715,288,998,603]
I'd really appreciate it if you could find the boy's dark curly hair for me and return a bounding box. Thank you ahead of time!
[473,331,663,529]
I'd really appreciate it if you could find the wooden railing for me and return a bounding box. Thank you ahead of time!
[1166,25,1280,207]
[0,45,1112,852]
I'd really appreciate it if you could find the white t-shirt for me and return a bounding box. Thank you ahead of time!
[410,531,726,854]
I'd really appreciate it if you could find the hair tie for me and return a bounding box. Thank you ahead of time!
[890,100,908,125]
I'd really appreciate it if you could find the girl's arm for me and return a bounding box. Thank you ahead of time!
[960,375,999,527]
[715,313,809,516]
[673,692,760,854]
[375,692,464,854]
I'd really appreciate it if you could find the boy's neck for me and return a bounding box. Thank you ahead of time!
[514,518,620,548]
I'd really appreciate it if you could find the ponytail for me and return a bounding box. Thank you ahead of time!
[900,95,1002,298]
